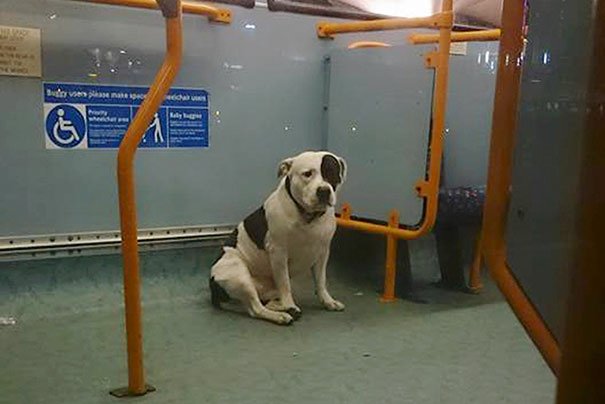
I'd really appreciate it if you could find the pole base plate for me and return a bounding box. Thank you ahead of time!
[110,384,156,398]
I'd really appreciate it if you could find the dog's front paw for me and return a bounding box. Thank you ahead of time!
[286,307,302,321]
[266,300,302,320]
[322,299,345,311]
[274,312,294,326]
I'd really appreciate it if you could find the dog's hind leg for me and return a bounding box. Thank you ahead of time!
[211,250,294,326]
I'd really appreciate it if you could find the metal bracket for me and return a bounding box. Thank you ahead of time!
[423,51,439,68]
[210,9,232,24]
[157,0,179,18]
[415,180,432,197]
[316,22,334,39]
[434,11,454,28]
[340,203,352,220]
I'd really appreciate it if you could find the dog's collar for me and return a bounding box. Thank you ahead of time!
[285,177,326,224]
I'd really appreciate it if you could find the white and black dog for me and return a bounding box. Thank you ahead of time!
[209,151,347,325]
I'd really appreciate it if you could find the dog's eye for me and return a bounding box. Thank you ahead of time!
[302,170,313,178]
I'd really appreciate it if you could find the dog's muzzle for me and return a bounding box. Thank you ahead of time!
[316,186,332,206]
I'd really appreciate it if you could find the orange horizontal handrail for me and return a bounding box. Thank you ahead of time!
[317,11,453,39]
[80,0,231,22]
[337,214,433,239]
[409,29,501,45]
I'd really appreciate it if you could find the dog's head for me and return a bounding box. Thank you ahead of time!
[278,151,347,213]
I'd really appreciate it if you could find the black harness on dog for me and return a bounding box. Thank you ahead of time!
[285,176,326,224]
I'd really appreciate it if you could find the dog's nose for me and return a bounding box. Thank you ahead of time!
[317,187,331,203]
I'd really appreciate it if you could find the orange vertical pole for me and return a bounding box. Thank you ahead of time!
[111,0,183,397]
[418,0,453,233]
[381,210,400,302]
[481,0,560,374]
[468,232,483,292]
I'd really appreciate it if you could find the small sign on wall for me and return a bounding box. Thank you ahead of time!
[450,42,468,56]
[0,25,41,77]
[43,82,209,149]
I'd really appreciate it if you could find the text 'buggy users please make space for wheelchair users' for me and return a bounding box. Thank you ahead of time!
[43,82,209,150]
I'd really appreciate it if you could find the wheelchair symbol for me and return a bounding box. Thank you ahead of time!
[46,105,86,148]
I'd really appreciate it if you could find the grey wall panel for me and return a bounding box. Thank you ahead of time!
[443,41,498,188]
[326,44,433,225]
[326,41,497,224]
[506,0,595,341]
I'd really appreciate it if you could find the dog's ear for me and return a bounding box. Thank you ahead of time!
[277,158,294,178]
[338,157,347,184]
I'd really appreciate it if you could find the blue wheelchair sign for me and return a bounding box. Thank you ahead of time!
[45,105,86,148]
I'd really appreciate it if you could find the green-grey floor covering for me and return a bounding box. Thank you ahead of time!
[0,243,555,404]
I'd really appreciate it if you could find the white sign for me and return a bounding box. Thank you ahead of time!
[0,25,41,77]
[450,42,468,56]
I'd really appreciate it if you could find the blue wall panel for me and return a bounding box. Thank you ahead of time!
[0,0,332,236]
[0,1,497,238]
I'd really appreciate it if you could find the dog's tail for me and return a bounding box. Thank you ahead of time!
[209,276,231,308]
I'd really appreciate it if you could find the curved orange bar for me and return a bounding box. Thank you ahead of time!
[115,3,183,396]
[348,41,391,49]
[409,29,501,45]
[486,254,561,374]
[82,0,231,22]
